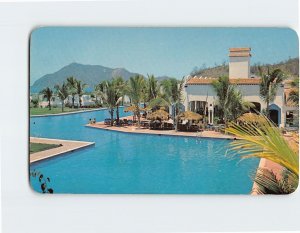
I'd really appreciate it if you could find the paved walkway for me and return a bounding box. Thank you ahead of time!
[30,137,95,163]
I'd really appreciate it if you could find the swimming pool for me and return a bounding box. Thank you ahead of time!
[30,107,259,194]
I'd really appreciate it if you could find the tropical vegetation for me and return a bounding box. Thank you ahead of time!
[40,87,53,110]
[259,68,285,116]
[75,80,88,108]
[96,80,122,126]
[287,77,299,106]
[66,76,78,108]
[55,82,69,112]
[161,78,185,131]
[126,75,146,127]
[212,76,253,125]
[226,114,299,194]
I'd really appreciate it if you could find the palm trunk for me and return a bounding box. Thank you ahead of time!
[175,117,179,132]
[61,100,64,112]
[116,105,120,125]
[72,95,75,108]
[137,113,141,128]
[136,106,141,128]
[79,96,82,108]
[110,109,114,126]
[48,99,51,110]
[175,105,179,131]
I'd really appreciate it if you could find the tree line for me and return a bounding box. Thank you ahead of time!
[34,67,298,127]
[38,77,87,111]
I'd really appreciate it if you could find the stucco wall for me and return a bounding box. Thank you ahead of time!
[184,84,286,126]
[183,85,217,107]
[229,56,250,79]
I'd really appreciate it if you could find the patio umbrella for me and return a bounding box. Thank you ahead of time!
[177,111,203,121]
[147,109,170,121]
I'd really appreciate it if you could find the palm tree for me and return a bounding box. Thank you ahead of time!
[112,76,126,125]
[66,77,78,108]
[146,74,160,101]
[97,80,121,126]
[259,68,285,116]
[55,82,69,112]
[94,81,105,106]
[161,77,184,131]
[223,85,253,122]
[40,87,53,110]
[30,96,39,108]
[126,75,145,127]
[212,76,230,122]
[226,114,299,194]
[212,76,253,125]
[253,168,298,194]
[74,80,88,108]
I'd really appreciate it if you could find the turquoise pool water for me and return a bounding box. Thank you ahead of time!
[30,107,259,194]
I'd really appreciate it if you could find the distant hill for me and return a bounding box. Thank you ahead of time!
[30,63,140,93]
[156,75,175,82]
[191,58,299,79]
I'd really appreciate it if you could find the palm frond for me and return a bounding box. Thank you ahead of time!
[226,114,299,176]
[253,168,298,194]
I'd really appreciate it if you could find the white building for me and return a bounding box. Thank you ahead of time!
[183,47,298,128]
[66,94,95,107]
[30,93,96,108]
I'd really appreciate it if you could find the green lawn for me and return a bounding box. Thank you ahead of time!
[30,142,62,154]
[30,107,82,116]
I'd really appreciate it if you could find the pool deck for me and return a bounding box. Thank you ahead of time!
[85,116,235,139]
[30,137,95,163]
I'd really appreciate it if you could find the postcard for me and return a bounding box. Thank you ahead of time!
[29,27,299,194]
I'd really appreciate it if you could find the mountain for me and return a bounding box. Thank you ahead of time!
[191,58,299,79]
[31,63,140,93]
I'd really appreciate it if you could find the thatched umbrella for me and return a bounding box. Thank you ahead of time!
[124,105,149,113]
[237,113,265,124]
[147,109,170,121]
[177,111,203,121]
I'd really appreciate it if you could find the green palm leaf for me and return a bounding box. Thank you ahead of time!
[226,114,299,176]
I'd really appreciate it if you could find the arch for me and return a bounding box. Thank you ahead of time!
[269,104,281,126]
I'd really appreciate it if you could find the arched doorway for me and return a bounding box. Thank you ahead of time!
[269,104,281,126]
[270,110,279,125]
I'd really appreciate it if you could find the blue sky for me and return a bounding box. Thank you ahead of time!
[30,27,298,82]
